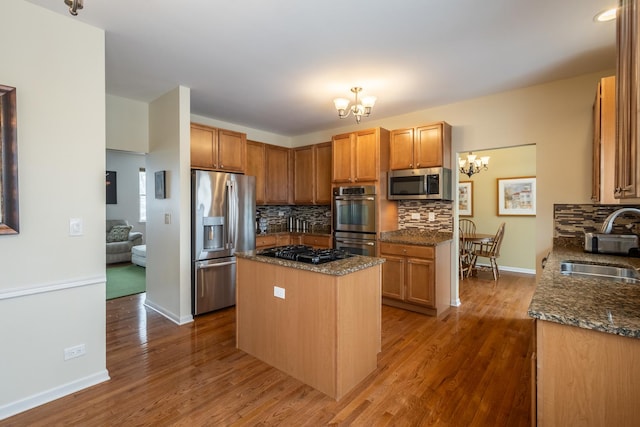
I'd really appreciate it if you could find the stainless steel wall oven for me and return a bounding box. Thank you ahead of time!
[333,185,377,256]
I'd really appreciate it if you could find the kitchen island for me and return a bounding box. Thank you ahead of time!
[528,240,640,425]
[235,251,384,400]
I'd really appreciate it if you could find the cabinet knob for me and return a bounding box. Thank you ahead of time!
[409,163,413,167]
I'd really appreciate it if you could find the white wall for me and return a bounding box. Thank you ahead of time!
[0,0,107,419]
[145,86,193,325]
[106,150,147,239]
[106,94,149,153]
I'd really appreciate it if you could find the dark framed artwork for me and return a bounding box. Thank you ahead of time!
[155,170,166,199]
[0,84,19,235]
[106,171,117,204]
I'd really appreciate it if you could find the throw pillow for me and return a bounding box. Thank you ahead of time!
[107,225,133,243]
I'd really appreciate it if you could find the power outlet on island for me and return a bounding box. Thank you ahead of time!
[274,286,285,299]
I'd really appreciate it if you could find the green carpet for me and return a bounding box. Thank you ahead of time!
[106,264,146,300]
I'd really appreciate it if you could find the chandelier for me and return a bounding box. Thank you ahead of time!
[459,152,490,178]
[64,0,83,16]
[333,87,377,124]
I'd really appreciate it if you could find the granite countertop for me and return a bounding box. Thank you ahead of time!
[528,240,640,338]
[379,229,453,246]
[236,251,385,276]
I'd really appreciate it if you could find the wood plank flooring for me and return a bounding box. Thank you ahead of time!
[2,271,536,426]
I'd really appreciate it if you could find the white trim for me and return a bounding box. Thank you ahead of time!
[144,299,193,326]
[0,370,110,420]
[474,262,536,276]
[0,276,106,300]
[451,297,461,307]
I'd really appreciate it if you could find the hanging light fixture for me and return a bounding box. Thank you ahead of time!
[459,152,490,178]
[64,0,83,16]
[333,87,377,124]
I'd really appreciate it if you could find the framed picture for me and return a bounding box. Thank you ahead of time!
[497,176,536,216]
[458,181,473,216]
[106,171,117,204]
[0,84,19,235]
[155,170,166,199]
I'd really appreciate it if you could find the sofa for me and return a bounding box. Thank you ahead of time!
[106,219,143,264]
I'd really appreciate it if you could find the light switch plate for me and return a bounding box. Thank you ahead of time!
[69,218,83,236]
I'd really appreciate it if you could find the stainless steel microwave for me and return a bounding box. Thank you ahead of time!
[388,167,452,200]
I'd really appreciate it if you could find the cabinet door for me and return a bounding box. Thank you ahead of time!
[314,142,332,205]
[294,146,314,204]
[265,145,290,204]
[332,133,353,183]
[381,254,405,300]
[217,129,246,172]
[389,128,415,170]
[247,141,266,205]
[354,129,378,182]
[415,124,442,168]
[190,124,216,169]
[405,257,435,307]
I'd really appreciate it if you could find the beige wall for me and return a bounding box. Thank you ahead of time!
[0,0,107,418]
[106,94,149,152]
[460,145,536,272]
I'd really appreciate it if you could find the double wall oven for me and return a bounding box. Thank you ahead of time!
[333,185,377,256]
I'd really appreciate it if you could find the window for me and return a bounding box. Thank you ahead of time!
[139,168,146,222]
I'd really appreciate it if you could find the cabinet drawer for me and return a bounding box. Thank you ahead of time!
[380,242,434,259]
[256,235,277,248]
[301,234,332,248]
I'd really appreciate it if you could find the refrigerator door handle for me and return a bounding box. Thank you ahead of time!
[226,180,237,249]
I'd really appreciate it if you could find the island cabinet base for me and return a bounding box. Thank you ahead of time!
[236,258,382,400]
[536,320,640,426]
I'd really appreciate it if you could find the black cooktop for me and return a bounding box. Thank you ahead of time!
[258,245,354,265]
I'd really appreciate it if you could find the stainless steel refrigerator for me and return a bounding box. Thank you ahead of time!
[192,170,255,315]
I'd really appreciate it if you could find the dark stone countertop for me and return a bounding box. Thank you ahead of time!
[528,239,640,338]
[379,229,453,246]
[236,251,385,276]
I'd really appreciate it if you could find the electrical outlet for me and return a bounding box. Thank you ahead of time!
[411,213,420,220]
[64,344,86,360]
[274,286,285,299]
[69,218,83,236]
[428,212,436,222]
[278,211,285,216]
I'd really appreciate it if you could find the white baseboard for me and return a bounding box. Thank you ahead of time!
[0,370,110,421]
[474,262,536,276]
[144,299,193,326]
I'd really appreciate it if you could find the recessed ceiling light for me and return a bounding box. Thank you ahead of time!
[594,7,617,22]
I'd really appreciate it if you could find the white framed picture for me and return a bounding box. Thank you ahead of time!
[458,181,473,217]
[497,176,536,216]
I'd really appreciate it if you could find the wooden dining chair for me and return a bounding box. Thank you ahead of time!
[472,222,506,281]
[459,227,474,279]
[459,219,476,238]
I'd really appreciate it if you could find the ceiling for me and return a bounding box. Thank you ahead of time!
[27,0,617,137]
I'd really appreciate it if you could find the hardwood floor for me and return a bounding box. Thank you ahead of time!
[3,272,536,426]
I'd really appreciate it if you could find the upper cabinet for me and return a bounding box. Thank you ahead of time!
[332,128,390,183]
[389,122,452,170]
[294,142,332,205]
[247,140,266,204]
[614,2,640,200]
[264,144,290,205]
[592,76,618,204]
[190,123,246,173]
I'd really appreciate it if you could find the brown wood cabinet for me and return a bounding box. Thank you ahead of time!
[592,76,619,204]
[246,141,291,205]
[237,257,381,400]
[294,142,332,205]
[535,319,640,425]
[379,241,451,316]
[190,123,246,172]
[247,140,266,204]
[331,128,389,183]
[389,122,452,170]
[300,233,332,249]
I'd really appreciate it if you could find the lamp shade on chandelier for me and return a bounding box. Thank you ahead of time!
[459,152,490,178]
[333,87,377,124]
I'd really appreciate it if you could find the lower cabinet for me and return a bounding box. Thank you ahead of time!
[380,241,451,316]
[535,319,640,425]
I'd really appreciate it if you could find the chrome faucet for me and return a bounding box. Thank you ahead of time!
[600,208,640,234]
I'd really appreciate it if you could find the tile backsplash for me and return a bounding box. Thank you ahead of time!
[554,204,640,237]
[398,200,453,232]
[256,205,331,233]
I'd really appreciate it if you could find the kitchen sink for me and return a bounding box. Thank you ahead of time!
[560,260,640,283]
